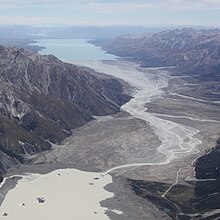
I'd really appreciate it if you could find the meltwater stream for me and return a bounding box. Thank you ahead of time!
[74,60,201,173]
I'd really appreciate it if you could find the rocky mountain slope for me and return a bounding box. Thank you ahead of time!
[0,45,130,181]
[98,28,220,78]
[95,28,220,103]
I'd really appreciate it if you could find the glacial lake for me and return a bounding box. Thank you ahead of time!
[31,39,117,61]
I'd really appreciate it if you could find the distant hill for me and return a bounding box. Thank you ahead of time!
[0,25,195,51]
[0,25,172,40]
[98,28,220,79]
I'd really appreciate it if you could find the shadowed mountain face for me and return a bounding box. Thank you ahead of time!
[0,45,130,179]
[98,28,220,78]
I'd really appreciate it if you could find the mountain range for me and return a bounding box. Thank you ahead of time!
[97,28,220,80]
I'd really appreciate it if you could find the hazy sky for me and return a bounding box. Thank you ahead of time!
[0,0,219,26]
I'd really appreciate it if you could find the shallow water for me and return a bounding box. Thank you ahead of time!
[31,39,117,61]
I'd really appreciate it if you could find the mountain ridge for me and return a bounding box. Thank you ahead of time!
[93,28,220,102]
[96,28,220,77]
[0,45,131,180]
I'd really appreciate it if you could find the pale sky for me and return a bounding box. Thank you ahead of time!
[0,0,219,26]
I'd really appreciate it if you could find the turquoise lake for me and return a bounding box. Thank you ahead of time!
[32,39,117,61]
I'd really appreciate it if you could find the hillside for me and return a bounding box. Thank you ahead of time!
[0,45,130,180]
[98,28,220,79]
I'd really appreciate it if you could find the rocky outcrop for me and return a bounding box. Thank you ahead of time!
[0,45,131,180]
[195,139,220,179]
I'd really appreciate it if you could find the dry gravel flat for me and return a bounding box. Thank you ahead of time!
[32,111,163,172]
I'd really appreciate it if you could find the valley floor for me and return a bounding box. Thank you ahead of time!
[0,60,220,220]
